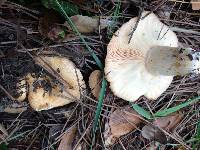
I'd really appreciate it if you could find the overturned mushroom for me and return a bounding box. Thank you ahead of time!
[28,56,86,111]
[105,11,200,102]
[89,70,102,98]
[104,106,141,146]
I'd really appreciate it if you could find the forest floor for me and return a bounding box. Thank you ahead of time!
[0,0,200,150]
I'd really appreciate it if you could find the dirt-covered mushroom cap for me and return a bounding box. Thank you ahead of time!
[105,11,179,102]
[29,56,86,111]
[89,70,101,98]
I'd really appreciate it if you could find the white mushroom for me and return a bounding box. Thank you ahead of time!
[105,11,200,102]
[28,56,86,111]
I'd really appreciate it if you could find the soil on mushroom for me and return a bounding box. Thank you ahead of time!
[0,0,200,150]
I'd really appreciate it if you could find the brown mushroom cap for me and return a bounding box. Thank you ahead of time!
[29,56,86,111]
[89,70,101,98]
[105,11,178,102]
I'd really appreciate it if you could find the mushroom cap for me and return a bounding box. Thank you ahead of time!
[89,70,101,98]
[29,56,86,111]
[105,11,178,102]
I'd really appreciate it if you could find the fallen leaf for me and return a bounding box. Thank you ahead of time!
[104,106,142,146]
[153,112,183,131]
[58,126,77,150]
[191,0,200,10]
[141,124,167,144]
[141,112,183,144]
[89,70,102,99]
[65,15,112,33]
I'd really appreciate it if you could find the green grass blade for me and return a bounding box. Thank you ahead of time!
[93,77,107,133]
[131,103,153,120]
[155,96,200,117]
[90,77,107,150]
[41,0,79,16]
[53,0,103,70]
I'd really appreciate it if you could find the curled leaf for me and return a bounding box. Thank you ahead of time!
[65,15,112,33]
[104,106,141,146]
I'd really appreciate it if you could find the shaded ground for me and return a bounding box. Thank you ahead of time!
[0,0,200,149]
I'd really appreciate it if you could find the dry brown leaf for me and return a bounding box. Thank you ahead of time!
[104,106,142,146]
[191,0,200,10]
[142,112,183,144]
[89,70,101,98]
[65,15,111,33]
[58,126,77,150]
[153,112,183,131]
[142,124,167,144]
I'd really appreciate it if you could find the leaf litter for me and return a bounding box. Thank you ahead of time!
[0,0,200,150]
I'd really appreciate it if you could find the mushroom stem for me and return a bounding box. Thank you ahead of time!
[145,46,200,76]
